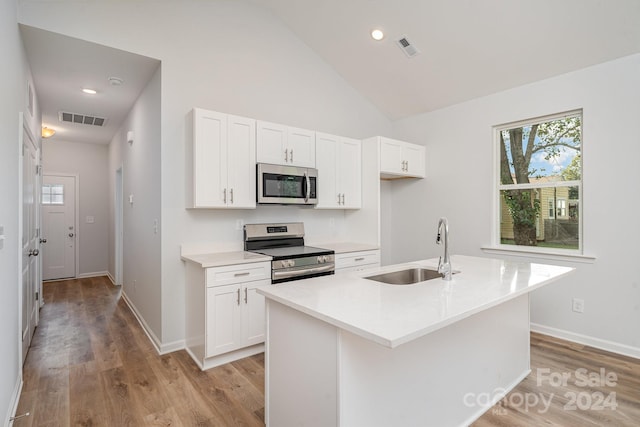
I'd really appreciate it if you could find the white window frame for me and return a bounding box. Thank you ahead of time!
[491,109,584,257]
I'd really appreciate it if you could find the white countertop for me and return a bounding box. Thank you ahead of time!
[312,242,379,254]
[258,255,574,349]
[181,251,271,268]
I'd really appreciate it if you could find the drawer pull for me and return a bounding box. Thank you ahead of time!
[234,272,250,277]
[354,257,365,262]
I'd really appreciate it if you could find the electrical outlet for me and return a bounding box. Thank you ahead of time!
[572,298,584,313]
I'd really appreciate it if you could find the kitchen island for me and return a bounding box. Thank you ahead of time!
[258,255,574,427]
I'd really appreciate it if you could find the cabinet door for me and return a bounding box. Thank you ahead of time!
[206,284,242,357]
[287,127,316,167]
[257,120,288,165]
[337,137,361,209]
[315,132,339,208]
[242,279,270,346]
[403,144,425,178]
[379,138,404,175]
[227,115,257,208]
[193,109,228,207]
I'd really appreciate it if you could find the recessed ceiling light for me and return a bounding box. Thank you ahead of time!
[82,88,97,94]
[371,29,385,41]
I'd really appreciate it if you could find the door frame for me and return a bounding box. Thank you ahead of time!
[115,166,123,286]
[42,172,80,280]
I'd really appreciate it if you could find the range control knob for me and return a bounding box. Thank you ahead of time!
[282,259,295,268]
[317,255,327,263]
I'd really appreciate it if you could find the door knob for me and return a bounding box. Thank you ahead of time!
[68,233,75,238]
[28,249,39,257]
[39,238,47,244]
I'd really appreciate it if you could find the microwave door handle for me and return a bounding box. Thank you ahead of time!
[304,172,310,202]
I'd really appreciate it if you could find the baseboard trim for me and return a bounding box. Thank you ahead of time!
[106,271,115,285]
[77,271,109,279]
[531,323,640,359]
[4,375,23,427]
[120,292,185,356]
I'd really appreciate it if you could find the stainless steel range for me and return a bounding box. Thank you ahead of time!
[244,222,334,284]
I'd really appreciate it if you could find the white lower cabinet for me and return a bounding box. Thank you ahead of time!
[335,250,381,274]
[186,260,270,370]
[206,280,268,357]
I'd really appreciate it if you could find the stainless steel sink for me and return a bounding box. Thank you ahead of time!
[364,268,445,285]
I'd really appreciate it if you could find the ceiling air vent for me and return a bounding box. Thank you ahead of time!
[58,111,108,127]
[396,35,420,58]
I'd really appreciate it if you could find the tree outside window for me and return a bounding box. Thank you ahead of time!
[497,111,582,251]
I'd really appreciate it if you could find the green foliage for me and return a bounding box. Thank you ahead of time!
[503,190,540,227]
[561,154,581,181]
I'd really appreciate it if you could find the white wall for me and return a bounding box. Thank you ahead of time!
[392,54,640,355]
[18,0,392,349]
[108,65,162,345]
[42,140,109,276]
[0,0,40,422]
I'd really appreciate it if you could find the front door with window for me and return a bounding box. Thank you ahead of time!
[41,175,76,280]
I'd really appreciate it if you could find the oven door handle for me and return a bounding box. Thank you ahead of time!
[272,263,334,281]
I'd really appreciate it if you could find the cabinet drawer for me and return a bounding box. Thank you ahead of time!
[335,250,380,270]
[206,262,271,287]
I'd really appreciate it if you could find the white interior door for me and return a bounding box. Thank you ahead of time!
[21,122,39,363]
[41,175,76,281]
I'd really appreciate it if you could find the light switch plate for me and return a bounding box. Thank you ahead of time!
[86,216,95,224]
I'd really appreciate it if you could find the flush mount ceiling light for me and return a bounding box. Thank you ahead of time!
[371,29,385,41]
[82,88,97,94]
[41,127,56,138]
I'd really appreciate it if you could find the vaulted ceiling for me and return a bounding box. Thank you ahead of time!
[254,0,640,119]
[20,0,640,145]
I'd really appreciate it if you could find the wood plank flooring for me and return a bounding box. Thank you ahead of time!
[16,276,264,427]
[15,276,640,426]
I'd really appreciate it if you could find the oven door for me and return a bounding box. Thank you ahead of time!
[257,163,317,205]
[272,263,335,284]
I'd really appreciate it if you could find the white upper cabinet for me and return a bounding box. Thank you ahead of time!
[315,132,361,209]
[187,108,256,208]
[379,137,425,179]
[257,120,316,167]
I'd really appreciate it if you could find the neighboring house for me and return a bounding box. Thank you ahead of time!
[500,176,579,247]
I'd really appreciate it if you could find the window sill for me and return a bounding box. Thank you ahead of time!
[481,246,596,264]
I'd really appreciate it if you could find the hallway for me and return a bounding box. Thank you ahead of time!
[15,277,265,426]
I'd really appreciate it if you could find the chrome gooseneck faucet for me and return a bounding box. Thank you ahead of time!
[436,217,452,281]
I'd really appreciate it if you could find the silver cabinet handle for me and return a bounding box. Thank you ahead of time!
[354,257,365,262]
[40,238,47,244]
[337,194,341,204]
[244,287,248,304]
[223,188,227,204]
[290,149,293,162]
[284,149,288,162]
[28,249,39,257]
[341,194,345,205]
[68,233,74,238]
[405,160,409,171]
[237,288,241,306]
[234,272,250,277]
[230,188,234,204]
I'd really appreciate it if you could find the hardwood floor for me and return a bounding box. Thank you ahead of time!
[16,276,264,427]
[16,276,639,426]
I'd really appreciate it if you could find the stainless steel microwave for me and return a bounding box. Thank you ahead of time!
[256,163,318,205]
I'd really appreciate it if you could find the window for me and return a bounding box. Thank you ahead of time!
[42,184,64,205]
[496,110,582,252]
